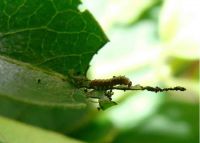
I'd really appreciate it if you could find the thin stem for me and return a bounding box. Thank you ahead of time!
[112,85,186,93]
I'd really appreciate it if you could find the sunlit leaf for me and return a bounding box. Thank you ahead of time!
[0,116,85,143]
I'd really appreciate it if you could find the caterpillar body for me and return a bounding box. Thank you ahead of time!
[89,76,132,90]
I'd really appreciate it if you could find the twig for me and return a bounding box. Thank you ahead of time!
[112,85,186,93]
[69,73,186,93]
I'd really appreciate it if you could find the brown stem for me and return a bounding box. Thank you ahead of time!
[112,85,186,93]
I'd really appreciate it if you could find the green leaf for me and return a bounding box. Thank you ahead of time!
[0,96,92,134]
[0,116,85,143]
[99,96,117,110]
[0,56,87,108]
[0,0,108,107]
[0,0,108,75]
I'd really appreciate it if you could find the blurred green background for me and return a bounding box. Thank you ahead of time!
[73,0,199,142]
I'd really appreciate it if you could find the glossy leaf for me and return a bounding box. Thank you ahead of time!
[0,0,108,75]
[0,0,108,107]
[0,56,87,108]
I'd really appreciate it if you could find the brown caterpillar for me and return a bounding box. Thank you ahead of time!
[89,76,132,90]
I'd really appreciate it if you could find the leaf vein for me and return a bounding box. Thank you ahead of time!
[35,54,81,66]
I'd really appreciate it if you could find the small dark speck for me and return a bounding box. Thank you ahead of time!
[37,79,41,84]
[62,78,67,81]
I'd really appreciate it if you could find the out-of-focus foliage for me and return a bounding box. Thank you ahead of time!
[159,0,200,60]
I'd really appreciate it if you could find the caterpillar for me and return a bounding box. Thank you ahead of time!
[89,76,132,90]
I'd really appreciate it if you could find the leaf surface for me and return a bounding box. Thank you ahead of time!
[0,0,108,74]
[0,56,86,108]
[0,0,108,107]
[0,116,85,143]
